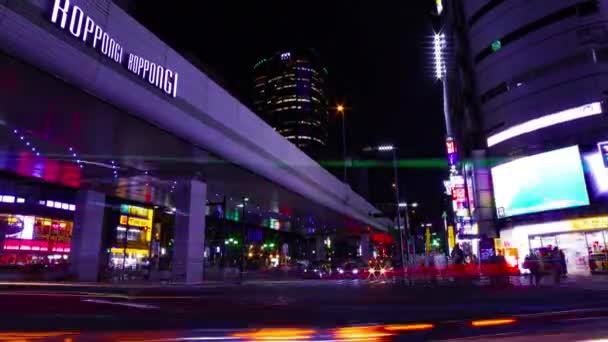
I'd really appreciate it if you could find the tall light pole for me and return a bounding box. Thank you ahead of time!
[364,145,410,281]
[337,104,347,183]
[434,32,451,137]
[239,197,249,283]
[383,146,410,265]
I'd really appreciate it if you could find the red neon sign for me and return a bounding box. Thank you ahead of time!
[446,141,456,154]
[3,239,70,253]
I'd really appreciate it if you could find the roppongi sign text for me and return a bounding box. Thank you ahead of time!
[50,0,179,98]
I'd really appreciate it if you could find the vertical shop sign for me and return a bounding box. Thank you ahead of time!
[447,225,455,251]
[446,137,458,167]
[425,227,431,253]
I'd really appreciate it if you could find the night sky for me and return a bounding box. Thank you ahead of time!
[130,1,447,220]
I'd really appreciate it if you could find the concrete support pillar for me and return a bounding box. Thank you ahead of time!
[315,237,327,261]
[472,150,496,237]
[69,190,106,282]
[172,179,206,283]
[360,234,370,262]
[0,220,5,254]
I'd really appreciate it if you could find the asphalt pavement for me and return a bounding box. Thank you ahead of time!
[1,276,608,334]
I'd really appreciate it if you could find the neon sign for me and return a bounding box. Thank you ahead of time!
[50,0,179,98]
[118,204,154,241]
[446,137,458,166]
[119,215,151,229]
[120,204,150,219]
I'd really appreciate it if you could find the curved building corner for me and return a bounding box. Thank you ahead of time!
[445,0,608,274]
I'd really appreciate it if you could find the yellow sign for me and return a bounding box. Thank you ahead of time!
[119,205,154,242]
[120,215,151,229]
[425,227,431,253]
[494,238,503,250]
[447,225,455,251]
[570,216,608,231]
[120,204,151,219]
[132,206,149,218]
[110,247,149,256]
[129,216,151,228]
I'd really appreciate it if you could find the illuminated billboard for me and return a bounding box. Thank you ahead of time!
[492,146,589,218]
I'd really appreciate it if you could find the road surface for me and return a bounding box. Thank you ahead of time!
[1,276,608,340]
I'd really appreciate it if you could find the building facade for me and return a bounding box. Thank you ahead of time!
[441,0,608,274]
[254,49,329,157]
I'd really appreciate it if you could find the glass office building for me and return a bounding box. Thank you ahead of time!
[254,49,329,157]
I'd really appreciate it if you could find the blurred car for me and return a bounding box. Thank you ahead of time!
[303,261,332,279]
[277,259,307,274]
[366,258,403,279]
[336,260,368,279]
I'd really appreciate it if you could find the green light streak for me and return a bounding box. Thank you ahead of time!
[1,151,505,170]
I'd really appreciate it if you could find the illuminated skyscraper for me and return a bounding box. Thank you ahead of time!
[253,49,329,156]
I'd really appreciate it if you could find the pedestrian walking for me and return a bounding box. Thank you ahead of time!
[559,249,567,278]
[552,247,563,284]
[526,252,541,286]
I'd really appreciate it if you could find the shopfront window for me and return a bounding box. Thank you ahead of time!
[529,236,542,250]
[0,214,72,268]
[556,232,589,274]
[109,248,150,270]
[116,226,145,242]
[540,236,557,248]
[587,231,608,274]
[107,204,155,280]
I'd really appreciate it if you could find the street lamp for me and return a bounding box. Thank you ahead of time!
[377,145,395,152]
[363,144,412,281]
[337,104,347,183]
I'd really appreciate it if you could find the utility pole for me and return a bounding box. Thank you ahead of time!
[363,145,411,284]
[337,104,348,183]
[391,148,409,284]
[239,197,248,283]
